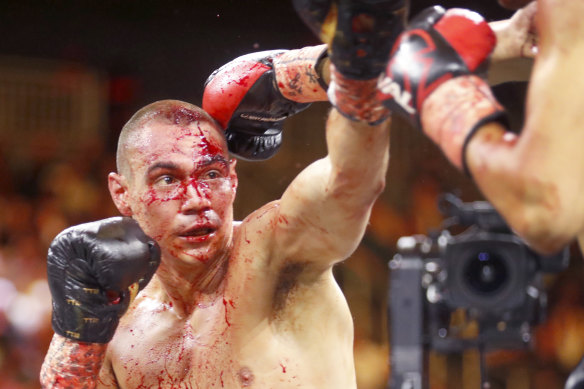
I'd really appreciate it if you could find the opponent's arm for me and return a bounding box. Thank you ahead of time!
[203,44,329,161]
[465,0,584,253]
[40,217,160,388]
[380,2,584,253]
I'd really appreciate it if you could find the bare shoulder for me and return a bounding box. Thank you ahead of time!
[235,200,281,240]
[231,200,282,267]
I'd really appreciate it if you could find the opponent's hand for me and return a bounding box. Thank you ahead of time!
[378,6,508,171]
[47,217,160,343]
[293,0,408,124]
[203,46,327,161]
[491,1,538,61]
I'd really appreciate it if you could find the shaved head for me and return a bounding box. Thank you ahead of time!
[116,100,224,178]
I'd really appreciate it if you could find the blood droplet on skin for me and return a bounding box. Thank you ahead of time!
[223,297,231,326]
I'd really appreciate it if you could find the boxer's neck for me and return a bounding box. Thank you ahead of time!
[154,249,230,318]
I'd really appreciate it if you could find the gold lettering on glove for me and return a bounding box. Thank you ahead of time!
[65,330,81,339]
[66,299,81,306]
[83,288,100,294]
[83,317,99,324]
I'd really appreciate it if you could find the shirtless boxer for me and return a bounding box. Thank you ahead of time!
[39,1,404,387]
[38,1,539,387]
[378,0,583,256]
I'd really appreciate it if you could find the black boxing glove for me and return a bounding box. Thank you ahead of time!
[47,217,160,343]
[378,6,508,171]
[293,0,408,124]
[203,46,328,161]
[293,0,407,80]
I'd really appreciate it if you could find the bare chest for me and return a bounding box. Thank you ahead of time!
[110,299,239,388]
[107,294,354,389]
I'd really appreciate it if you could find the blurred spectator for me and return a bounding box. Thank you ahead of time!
[0,131,116,387]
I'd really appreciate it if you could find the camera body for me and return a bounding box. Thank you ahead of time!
[388,195,569,389]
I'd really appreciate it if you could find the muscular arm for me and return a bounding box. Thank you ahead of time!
[275,110,390,269]
[465,0,584,253]
[40,334,111,388]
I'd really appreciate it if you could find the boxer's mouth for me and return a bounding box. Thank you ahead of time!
[178,225,217,239]
[180,228,215,237]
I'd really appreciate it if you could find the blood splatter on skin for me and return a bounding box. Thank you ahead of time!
[222,297,236,326]
[123,108,236,269]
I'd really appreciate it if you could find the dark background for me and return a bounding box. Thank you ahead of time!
[0,0,512,109]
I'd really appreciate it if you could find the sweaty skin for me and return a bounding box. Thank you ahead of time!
[462,0,584,254]
[41,100,389,388]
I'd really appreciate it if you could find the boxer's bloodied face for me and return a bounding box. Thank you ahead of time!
[121,111,237,266]
[497,0,534,10]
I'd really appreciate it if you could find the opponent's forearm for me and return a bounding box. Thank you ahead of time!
[466,122,572,254]
[273,44,329,103]
[41,334,108,388]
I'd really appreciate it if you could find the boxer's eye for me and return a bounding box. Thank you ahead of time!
[155,175,178,186]
[202,170,223,180]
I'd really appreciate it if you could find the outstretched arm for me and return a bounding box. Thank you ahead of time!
[272,0,406,269]
[203,0,405,269]
[275,109,389,269]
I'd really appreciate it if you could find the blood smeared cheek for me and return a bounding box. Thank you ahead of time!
[133,188,179,242]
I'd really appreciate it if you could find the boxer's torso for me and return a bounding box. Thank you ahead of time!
[100,202,357,388]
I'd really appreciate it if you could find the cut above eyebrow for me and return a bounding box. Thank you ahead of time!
[200,154,230,167]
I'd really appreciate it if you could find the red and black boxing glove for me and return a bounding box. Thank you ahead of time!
[203,46,328,161]
[378,6,508,172]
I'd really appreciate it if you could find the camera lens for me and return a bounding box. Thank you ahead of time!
[463,251,508,294]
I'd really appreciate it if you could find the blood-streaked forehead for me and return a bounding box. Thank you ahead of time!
[128,120,228,174]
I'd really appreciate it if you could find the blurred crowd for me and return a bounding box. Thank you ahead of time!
[0,133,118,388]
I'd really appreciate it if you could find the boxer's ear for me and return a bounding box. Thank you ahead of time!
[108,172,132,216]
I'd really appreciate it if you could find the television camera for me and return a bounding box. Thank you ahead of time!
[388,194,569,389]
